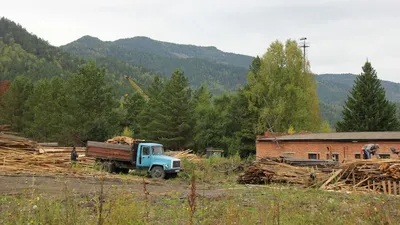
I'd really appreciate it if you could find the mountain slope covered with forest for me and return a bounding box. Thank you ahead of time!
[62,36,250,92]
[2,17,400,128]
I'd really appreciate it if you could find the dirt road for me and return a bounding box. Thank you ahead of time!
[0,174,243,198]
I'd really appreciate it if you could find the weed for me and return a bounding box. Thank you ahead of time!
[187,170,197,225]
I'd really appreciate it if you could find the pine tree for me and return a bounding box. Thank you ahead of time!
[124,92,146,137]
[158,69,192,149]
[64,61,116,144]
[138,75,165,140]
[24,77,67,141]
[336,61,399,131]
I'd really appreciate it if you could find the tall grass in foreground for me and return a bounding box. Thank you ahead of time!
[0,156,399,225]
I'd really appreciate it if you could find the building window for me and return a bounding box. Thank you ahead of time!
[332,154,339,162]
[354,153,361,159]
[308,153,319,159]
[379,154,391,159]
[282,152,295,157]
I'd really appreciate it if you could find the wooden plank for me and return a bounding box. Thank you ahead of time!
[388,181,392,195]
[355,176,370,188]
[382,181,387,194]
[367,180,371,190]
[394,182,397,195]
[373,181,376,191]
[320,169,343,189]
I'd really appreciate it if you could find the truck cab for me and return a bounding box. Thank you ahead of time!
[136,143,181,178]
[86,141,181,179]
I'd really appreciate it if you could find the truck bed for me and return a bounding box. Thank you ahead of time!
[86,141,134,162]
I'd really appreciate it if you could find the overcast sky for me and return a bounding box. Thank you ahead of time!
[1,0,400,82]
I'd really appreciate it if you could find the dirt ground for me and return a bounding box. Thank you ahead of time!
[0,174,238,198]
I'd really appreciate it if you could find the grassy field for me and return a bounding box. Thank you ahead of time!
[0,156,399,225]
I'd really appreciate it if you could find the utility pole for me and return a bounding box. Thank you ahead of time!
[300,37,309,72]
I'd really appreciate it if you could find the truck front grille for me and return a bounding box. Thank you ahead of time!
[173,161,180,168]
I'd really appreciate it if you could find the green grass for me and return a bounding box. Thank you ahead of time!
[1,183,399,224]
[1,156,399,225]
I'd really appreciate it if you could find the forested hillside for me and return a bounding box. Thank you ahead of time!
[2,17,400,130]
[315,74,400,125]
[0,18,157,97]
[62,36,249,93]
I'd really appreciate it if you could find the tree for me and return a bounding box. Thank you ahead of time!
[320,121,332,133]
[245,40,321,133]
[158,69,192,149]
[24,77,67,141]
[0,76,33,131]
[123,92,146,137]
[138,75,165,140]
[64,61,117,144]
[336,61,399,131]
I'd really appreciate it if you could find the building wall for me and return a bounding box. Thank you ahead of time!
[256,140,399,160]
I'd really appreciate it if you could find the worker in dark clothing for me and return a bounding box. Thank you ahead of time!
[362,144,380,159]
[71,146,78,167]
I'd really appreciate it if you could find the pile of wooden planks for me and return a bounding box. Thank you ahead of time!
[39,146,86,154]
[105,136,145,145]
[0,133,38,151]
[0,124,10,131]
[165,149,202,162]
[0,133,95,175]
[238,158,319,185]
[106,136,134,145]
[319,159,400,195]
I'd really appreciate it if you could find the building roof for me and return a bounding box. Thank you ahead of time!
[257,132,400,142]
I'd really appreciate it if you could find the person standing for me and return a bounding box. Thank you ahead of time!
[71,146,78,167]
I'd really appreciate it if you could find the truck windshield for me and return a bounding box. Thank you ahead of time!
[152,146,164,155]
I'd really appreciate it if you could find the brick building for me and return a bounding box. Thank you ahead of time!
[256,132,400,161]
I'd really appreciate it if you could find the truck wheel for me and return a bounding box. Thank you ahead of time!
[150,166,165,179]
[103,162,115,173]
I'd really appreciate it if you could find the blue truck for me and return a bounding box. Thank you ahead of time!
[86,141,181,179]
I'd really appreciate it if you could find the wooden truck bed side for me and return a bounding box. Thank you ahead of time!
[86,141,134,162]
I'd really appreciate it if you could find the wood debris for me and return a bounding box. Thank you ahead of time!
[237,158,323,185]
[105,136,144,145]
[0,124,10,131]
[320,159,400,195]
[0,133,94,176]
[165,149,202,162]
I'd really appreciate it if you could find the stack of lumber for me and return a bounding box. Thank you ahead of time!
[106,136,134,145]
[40,146,86,154]
[0,133,38,151]
[0,148,94,174]
[320,159,400,194]
[0,124,10,131]
[165,150,202,162]
[0,133,96,175]
[105,136,145,145]
[238,158,317,185]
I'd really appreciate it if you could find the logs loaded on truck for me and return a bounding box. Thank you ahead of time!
[86,141,181,179]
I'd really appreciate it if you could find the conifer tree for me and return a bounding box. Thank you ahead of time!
[158,69,192,149]
[138,76,165,140]
[336,61,399,131]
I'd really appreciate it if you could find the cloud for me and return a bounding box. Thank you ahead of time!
[1,0,399,82]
